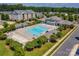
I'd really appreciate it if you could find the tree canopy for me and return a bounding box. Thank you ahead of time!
[0,4,79,13]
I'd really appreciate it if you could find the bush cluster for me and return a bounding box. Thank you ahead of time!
[6,39,25,56]
[24,36,48,51]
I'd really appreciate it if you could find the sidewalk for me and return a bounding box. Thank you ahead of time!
[43,26,77,56]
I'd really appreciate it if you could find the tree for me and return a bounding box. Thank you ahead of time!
[16,4,23,10]
[24,42,34,51]
[2,23,16,33]
[32,39,42,48]
[54,13,61,17]
[74,14,78,21]
[61,14,68,20]
[37,36,48,44]
[0,4,79,13]
[69,24,74,29]
[10,41,23,50]
[6,14,9,20]
[24,36,47,51]
[14,50,25,56]
[34,20,42,24]
[0,32,7,40]
[6,38,12,45]
[44,14,53,18]
[56,32,63,38]
[3,22,9,28]
[49,34,58,42]
[58,25,65,31]
[8,24,16,31]
[1,14,5,20]
[1,14,9,20]
[68,13,74,21]
[7,39,25,56]
[13,42,25,56]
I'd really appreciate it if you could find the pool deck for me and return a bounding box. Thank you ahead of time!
[7,24,58,45]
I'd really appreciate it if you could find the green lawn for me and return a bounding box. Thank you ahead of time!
[0,40,55,56]
[0,40,14,56]
[61,28,71,36]
[25,42,55,56]
[0,28,71,56]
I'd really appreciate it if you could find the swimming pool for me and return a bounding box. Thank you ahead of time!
[26,25,48,37]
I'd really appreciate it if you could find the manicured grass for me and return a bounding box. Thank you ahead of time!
[0,28,72,56]
[47,28,73,56]
[0,39,55,56]
[25,42,55,56]
[0,40,14,56]
[61,28,71,36]
[24,28,72,56]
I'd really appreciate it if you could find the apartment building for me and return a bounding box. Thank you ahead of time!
[45,16,73,26]
[9,10,36,21]
[0,10,36,21]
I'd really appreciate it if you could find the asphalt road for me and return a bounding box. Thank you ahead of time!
[53,26,79,56]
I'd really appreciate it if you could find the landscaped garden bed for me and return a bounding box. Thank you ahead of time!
[25,28,72,56]
[0,24,75,56]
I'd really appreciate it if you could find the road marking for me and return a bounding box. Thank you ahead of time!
[50,26,78,56]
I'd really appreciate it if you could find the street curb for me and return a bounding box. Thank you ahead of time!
[50,26,78,56]
[43,26,77,56]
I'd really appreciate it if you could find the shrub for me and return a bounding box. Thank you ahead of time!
[6,39,23,51]
[58,25,67,31]
[13,45,25,56]
[1,14,9,20]
[3,22,9,28]
[69,24,74,29]
[10,41,22,51]
[6,38,12,45]
[56,32,63,38]
[24,42,34,51]
[33,36,47,48]
[32,39,42,48]
[24,36,48,51]
[7,39,25,56]
[14,50,25,56]
[49,34,58,43]
[8,24,16,31]
[0,33,7,40]
[37,36,48,44]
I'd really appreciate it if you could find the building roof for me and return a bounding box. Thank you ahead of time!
[46,16,73,25]
[61,20,73,25]
[11,10,35,15]
[0,11,12,14]
[0,10,35,15]
[26,10,35,14]
[50,16,63,21]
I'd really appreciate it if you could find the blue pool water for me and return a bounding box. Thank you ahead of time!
[26,25,48,37]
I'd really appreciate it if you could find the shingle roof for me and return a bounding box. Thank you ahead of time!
[12,10,35,15]
[50,16,63,21]
[46,16,73,25]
